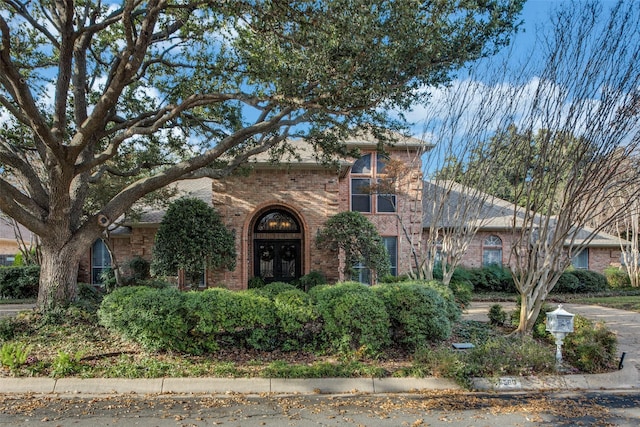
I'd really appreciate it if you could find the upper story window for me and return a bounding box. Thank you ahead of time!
[350,153,396,213]
[482,235,503,267]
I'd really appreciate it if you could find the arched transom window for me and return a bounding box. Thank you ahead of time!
[255,210,300,232]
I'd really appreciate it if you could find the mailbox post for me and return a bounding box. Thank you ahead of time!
[545,305,575,366]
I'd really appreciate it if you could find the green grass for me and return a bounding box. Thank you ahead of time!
[567,295,640,313]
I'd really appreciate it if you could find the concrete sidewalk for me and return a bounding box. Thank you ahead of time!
[1,302,639,395]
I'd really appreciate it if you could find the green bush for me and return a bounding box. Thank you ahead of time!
[310,282,390,355]
[421,280,462,321]
[295,270,327,292]
[247,276,265,289]
[562,315,617,373]
[551,271,581,293]
[373,282,452,350]
[465,265,515,293]
[128,256,151,281]
[98,286,193,353]
[603,266,631,289]
[273,289,321,350]
[251,282,297,299]
[449,279,473,308]
[488,304,508,326]
[184,288,278,352]
[567,270,608,293]
[0,265,40,299]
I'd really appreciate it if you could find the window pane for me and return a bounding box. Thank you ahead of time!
[91,240,111,285]
[483,249,502,266]
[376,154,389,174]
[351,178,371,212]
[377,194,396,212]
[353,262,371,285]
[383,237,397,276]
[352,154,372,174]
[572,250,589,269]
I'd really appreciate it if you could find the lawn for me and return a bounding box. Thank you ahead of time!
[568,295,640,313]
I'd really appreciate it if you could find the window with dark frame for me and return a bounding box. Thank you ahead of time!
[350,153,396,213]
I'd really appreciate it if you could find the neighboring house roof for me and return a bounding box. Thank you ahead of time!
[0,215,35,252]
[422,180,624,248]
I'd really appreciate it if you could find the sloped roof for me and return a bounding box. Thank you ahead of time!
[422,180,624,248]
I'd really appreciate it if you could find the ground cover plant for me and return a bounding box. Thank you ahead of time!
[0,279,620,388]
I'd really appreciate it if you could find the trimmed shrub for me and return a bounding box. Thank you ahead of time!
[421,280,462,321]
[570,270,608,293]
[310,282,390,355]
[0,265,40,299]
[488,304,508,326]
[295,270,327,292]
[562,315,617,373]
[373,282,452,350]
[604,266,631,289]
[465,265,515,293]
[449,279,473,309]
[551,271,581,294]
[98,286,193,353]
[273,289,321,350]
[251,282,297,299]
[184,288,278,352]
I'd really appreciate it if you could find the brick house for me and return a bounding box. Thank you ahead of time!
[422,180,624,273]
[79,134,428,288]
[0,218,35,266]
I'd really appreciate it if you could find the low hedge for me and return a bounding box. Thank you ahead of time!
[0,265,40,299]
[98,280,464,356]
[310,282,390,355]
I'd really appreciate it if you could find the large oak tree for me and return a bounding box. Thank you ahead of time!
[0,0,523,311]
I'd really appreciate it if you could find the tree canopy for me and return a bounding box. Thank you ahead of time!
[0,0,524,310]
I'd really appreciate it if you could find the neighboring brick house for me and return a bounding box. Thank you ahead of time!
[0,217,35,266]
[79,134,428,288]
[422,180,624,274]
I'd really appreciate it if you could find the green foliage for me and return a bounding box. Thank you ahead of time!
[373,282,452,350]
[247,276,265,289]
[488,304,508,326]
[310,282,390,355]
[511,298,551,339]
[421,280,462,321]
[562,315,617,373]
[316,212,390,280]
[251,282,297,299]
[449,279,473,308]
[604,266,631,289]
[569,270,609,293]
[466,265,515,293]
[98,286,193,353]
[0,265,40,299]
[295,270,327,292]
[273,290,321,351]
[128,256,151,281]
[0,342,32,370]
[50,351,84,378]
[184,288,278,352]
[0,317,17,342]
[553,270,609,293]
[152,198,236,282]
[551,271,581,294]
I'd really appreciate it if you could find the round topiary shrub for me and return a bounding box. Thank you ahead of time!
[551,271,581,293]
[373,282,452,350]
[309,282,390,355]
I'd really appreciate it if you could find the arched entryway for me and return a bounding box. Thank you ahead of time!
[252,209,303,283]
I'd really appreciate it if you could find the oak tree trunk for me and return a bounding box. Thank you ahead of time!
[37,243,82,311]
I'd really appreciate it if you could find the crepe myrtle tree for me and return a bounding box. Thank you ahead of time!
[152,198,235,286]
[501,1,640,335]
[0,0,524,311]
[316,211,390,283]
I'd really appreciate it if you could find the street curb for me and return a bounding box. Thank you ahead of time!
[1,368,635,395]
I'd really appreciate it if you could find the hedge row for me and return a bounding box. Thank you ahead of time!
[445,264,610,294]
[0,266,39,299]
[98,280,460,356]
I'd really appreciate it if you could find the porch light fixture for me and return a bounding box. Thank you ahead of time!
[545,304,575,366]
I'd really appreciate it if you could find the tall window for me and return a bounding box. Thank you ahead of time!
[91,239,111,285]
[482,235,503,267]
[572,249,589,269]
[383,236,398,277]
[350,153,396,213]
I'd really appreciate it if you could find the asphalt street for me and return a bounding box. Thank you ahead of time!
[1,390,640,426]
